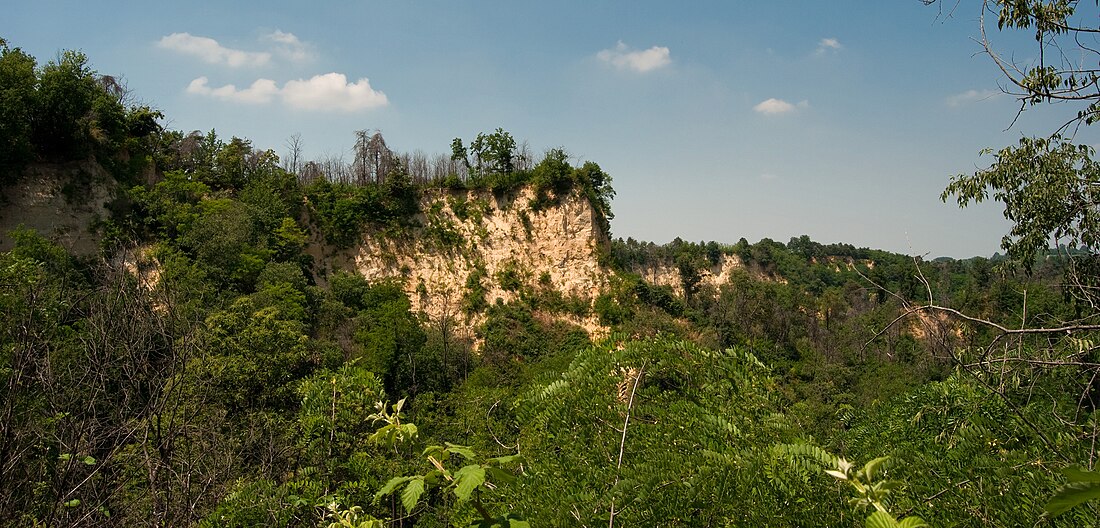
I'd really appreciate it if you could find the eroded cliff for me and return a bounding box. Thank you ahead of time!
[309,186,611,335]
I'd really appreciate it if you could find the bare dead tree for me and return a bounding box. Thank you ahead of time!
[516,140,534,172]
[402,149,431,184]
[318,153,351,184]
[283,133,303,176]
[352,130,395,185]
[96,74,129,105]
[299,160,321,184]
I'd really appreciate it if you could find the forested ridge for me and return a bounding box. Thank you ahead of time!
[4,2,1100,524]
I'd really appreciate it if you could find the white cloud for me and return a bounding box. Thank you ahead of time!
[753,98,809,115]
[263,30,312,62]
[597,41,671,73]
[186,73,388,111]
[946,88,1002,107]
[815,37,843,56]
[158,32,271,67]
[282,73,388,111]
[186,77,279,103]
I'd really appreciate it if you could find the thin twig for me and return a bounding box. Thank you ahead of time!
[609,361,646,528]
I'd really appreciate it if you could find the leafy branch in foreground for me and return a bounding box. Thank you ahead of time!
[369,400,527,527]
[322,502,383,528]
[825,457,927,528]
[367,398,418,449]
[777,445,926,528]
[1045,465,1100,518]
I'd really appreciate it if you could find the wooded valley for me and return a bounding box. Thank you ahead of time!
[4,2,1100,525]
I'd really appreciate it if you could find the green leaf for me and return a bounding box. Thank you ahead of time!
[374,476,413,503]
[486,454,523,467]
[486,466,516,485]
[1045,481,1100,517]
[63,499,81,508]
[865,511,898,528]
[400,477,425,513]
[58,453,71,462]
[897,516,929,528]
[422,444,446,459]
[1062,465,1100,483]
[423,469,445,486]
[82,455,96,465]
[862,457,890,481]
[445,442,477,460]
[453,464,486,501]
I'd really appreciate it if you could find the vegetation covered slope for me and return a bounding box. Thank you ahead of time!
[2,26,1100,528]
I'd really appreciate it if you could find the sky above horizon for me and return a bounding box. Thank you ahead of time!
[6,1,1093,258]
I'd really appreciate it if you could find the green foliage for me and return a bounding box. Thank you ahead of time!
[273,217,309,262]
[181,199,272,290]
[13,35,1100,528]
[944,137,1100,266]
[528,148,573,210]
[373,422,526,525]
[130,170,210,238]
[495,261,523,292]
[480,303,546,363]
[823,456,916,522]
[347,280,428,394]
[528,149,615,230]
[34,50,102,159]
[368,398,419,447]
[468,128,517,177]
[832,373,1097,526]
[306,176,420,248]
[0,39,37,176]
[462,266,489,315]
[323,503,384,528]
[297,364,386,465]
[447,131,614,228]
[201,295,316,412]
[513,335,798,525]
[0,40,158,182]
[423,201,465,250]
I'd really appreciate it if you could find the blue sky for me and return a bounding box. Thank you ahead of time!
[6,1,1092,257]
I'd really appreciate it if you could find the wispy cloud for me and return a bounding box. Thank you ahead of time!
[753,98,809,115]
[946,88,1002,107]
[814,37,843,57]
[263,30,312,62]
[597,41,671,73]
[158,33,271,68]
[187,73,388,111]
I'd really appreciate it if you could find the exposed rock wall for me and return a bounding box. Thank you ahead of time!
[631,254,745,296]
[0,161,118,255]
[311,186,610,335]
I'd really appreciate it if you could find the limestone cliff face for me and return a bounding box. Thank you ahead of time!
[311,186,610,334]
[0,161,119,255]
[631,254,745,296]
